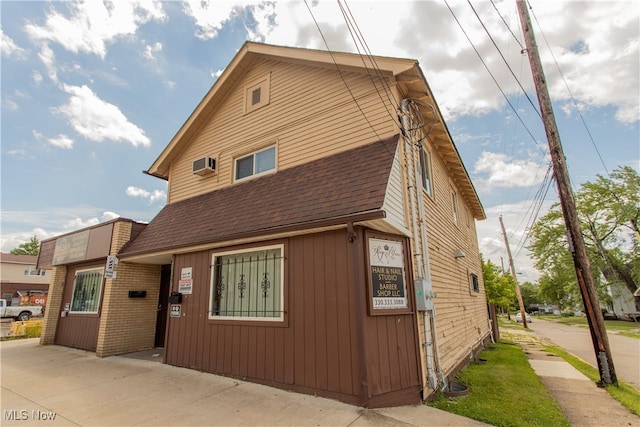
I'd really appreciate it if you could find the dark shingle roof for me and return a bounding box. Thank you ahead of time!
[119,135,399,258]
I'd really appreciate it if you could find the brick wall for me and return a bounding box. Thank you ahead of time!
[39,265,66,345]
[96,221,161,357]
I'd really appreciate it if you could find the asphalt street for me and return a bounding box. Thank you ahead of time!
[525,317,640,389]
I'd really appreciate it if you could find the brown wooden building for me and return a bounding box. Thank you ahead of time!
[39,42,490,408]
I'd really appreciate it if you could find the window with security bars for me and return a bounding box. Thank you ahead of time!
[210,246,283,320]
[70,268,104,313]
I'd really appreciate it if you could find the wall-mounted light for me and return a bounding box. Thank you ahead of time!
[453,249,466,259]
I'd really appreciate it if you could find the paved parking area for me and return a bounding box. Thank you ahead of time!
[1,339,489,427]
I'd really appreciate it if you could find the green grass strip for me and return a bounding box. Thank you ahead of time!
[429,340,570,427]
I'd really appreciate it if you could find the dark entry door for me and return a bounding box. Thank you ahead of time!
[154,264,171,347]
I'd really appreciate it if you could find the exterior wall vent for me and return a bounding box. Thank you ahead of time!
[192,157,216,175]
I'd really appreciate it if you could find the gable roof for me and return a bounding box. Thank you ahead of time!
[145,41,484,220]
[119,135,399,261]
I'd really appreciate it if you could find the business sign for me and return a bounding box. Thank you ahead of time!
[170,304,181,318]
[53,230,90,265]
[179,267,193,294]
[368,237,408,310]
[104,256,118,279]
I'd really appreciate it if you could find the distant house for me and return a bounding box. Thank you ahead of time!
[39,42,489,407]
[0,252,50,305]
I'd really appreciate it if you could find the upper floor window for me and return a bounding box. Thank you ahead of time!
[244,73,271,114]
[469,272,480,294]
[210,245,284,321]
[24,266,45,276]
[70,268,104,313]
[451,190,460,225]
[419,145,433,196]
[235,146,276,181]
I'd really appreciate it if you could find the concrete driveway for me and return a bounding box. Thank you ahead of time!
[1,339,489,427]
[526,317,640,389]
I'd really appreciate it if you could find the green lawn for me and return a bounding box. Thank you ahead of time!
[428,340,570,427]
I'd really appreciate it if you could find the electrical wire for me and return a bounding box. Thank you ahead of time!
[467,0,542,121]
[490,0,524,51]
[529,4,610,178]
[302,0,383,141]
[444,0,547,157]
[337,0,401,128]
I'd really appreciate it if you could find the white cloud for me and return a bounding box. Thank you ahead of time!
[126,186,166,204]
[47,134,74,149]
[253,1,639,125]
[476,200,555,284]
[182,0,240,40]
[0,209,122,253]
[0,228,58,254]
[474,152,549,190]
[32,71,43,85]
[54,84,151,147]
[7,149,33,160]
[1,30,28,59]
[2,99,18,111]
[24,1,166,59]
[61,211,122,233]
[144,41,162,60]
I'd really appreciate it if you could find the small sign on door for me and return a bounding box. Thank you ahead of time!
[170,304,181,318]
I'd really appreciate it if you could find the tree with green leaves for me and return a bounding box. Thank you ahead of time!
[518,281,542,309]
[9,235,40,256]
[481,256,517,312]
[529,166,640,311]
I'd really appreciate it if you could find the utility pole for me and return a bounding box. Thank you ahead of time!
[499,215,528,328]
[516,0,617,385]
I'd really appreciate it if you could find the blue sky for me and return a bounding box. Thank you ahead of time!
[2,1,638,284]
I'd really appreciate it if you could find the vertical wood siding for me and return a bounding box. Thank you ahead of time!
[54,262,103,352]
[168,58,398,204]
[164,228,421,406]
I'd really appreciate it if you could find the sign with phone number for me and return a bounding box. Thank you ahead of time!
[368,237,408,310]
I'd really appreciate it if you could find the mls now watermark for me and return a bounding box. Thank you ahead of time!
[4,409,57,421]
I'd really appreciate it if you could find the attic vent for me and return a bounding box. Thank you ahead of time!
[251,88,261,105]
[192,157,216,176]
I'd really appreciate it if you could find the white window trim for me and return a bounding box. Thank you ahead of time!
[69,267,104,314]
[243,73,271,114]
[451,190,459,225]
[209,244,285,322]
[469,272,480,295]
[419,145,433,197]
[234,145,277,182]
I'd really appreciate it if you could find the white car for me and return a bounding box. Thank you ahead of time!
[515,312,531,323]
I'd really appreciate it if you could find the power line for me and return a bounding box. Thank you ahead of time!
[529,4,610,178]
[302,0,383,141]
[467,0,541,121]
[337,0,401,128]
[490,0,524,51]
[443,0,546,156]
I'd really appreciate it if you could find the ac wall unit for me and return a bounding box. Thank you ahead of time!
[192,157,216,175]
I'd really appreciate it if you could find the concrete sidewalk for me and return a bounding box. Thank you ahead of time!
[0,339,489,427]
[504,329,639,427]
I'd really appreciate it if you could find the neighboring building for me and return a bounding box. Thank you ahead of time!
[39,42,489,407]
[604,280,639,320]
[0,252,50,305]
